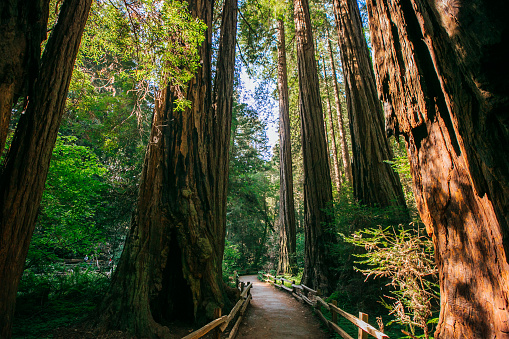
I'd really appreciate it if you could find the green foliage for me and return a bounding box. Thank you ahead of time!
[28,136,113,269]
[13,268,109,338]
[84,0,206,89]
[223,240,241,283]
[224,101,277,273]
[343,225,439,338]
[386,137,419,219]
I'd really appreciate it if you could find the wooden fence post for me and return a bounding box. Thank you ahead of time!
[241,282,245,295]
[332,300,338,324]
[358,312,368,339]
[213,308,221,339]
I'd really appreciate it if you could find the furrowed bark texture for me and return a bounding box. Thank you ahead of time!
[333,0,406,208]
[210,0,238,264]
[322,55,343,190]
[98,0,237,337]
[0,0,49,156]
[276,19,297,275]
[293,0,336,294]
[0,1,91,337]
[366,0,509,337]
[328,39,352,184]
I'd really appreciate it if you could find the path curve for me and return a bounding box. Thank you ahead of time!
[238,275,329,338]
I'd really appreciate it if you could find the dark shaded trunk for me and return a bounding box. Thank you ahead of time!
[276,19,297,275]
[333,0,406,208]
[97,0,237,337]
[322,54,343,190]
[367,0,509,337]
[210,0,238,263]
[293,0,336,294]
[0,1,91,337]
[0,0,49,156]
[328,39,352,184]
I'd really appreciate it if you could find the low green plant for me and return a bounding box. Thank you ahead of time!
[222,240,241,287]
[13,268,109,338]
[343,224,439,338]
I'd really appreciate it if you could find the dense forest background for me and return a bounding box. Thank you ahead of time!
[1,0,507,338]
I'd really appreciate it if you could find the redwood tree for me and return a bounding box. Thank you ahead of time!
[293,0,336,293]
[276,18,297,275]
[367,0,509,337]
[322,53,343,190]
[0,1,92,337]
[98,0,238,336]
[332,0,406,208]
[0,0,49,156]
[327,38,352,184]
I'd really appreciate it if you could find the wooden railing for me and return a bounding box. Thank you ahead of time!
[262,273,388,339]
[182,278,252,339]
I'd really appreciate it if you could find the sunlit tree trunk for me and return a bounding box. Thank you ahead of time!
[328,39,352,184]
[0,1,91,337]
[322,54,343,190]
[0,0,49,157]
[276,19,297,275]
[293,0,336,294]
[367,0,509,337]
[98,0,237,337]
[333,0,406,209]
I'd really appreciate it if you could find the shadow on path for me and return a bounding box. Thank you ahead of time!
[237,275,330,338]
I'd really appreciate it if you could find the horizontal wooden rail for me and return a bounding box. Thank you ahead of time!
[182,315,227,339]
[301,284,317,294]
[184,280,253,339]
[258,271,388,339]
[315,296,388,339]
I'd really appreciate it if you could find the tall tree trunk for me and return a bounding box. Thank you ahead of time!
[322,54,343,190]
[276,19,297,275]
[367,0,509,337]
[0,1,91,337]
[293,0,336,294]
[98,0,237,337]
[328,39,352,184]
[210,0,238,265]
[333,0,406,208]
[0,0,49,156]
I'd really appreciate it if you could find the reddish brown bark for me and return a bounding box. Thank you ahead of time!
[333,0,406,209]
[0,0,49,156]
[366,0,509,337]
[293,0,337,294]
[0,1,91,337]
[98,0,237,336]
[327,39,352,184]
[322,54,343,190]
[276,19,297,275]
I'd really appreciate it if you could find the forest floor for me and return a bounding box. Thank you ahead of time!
[237,275,330,338]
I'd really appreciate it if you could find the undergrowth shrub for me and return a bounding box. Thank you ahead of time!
[13,267,109,338]
[343,224,439,338]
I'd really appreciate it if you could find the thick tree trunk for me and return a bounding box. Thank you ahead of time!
[0,0,49,156]
[322,54,343,190]
[367,0,509,337]
[328,39,352,184]
[98,0,237,337]
[210,0,238,264]
[293,0,336,294]
[276,19,297,275]
[0,1,91,337]
[333,0,406,208]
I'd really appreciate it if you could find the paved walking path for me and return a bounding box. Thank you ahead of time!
[237,275,330,338]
